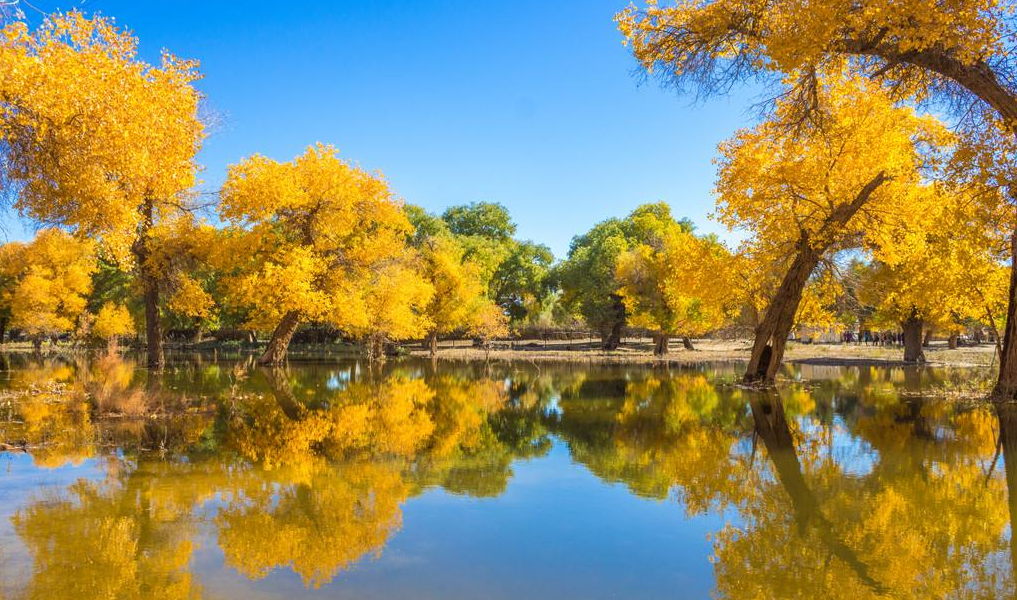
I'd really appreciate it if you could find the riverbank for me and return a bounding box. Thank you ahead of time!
[407,337,999,368]
[0,337,998,369]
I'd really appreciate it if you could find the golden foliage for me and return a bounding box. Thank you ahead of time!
[0,12,204,263]
[216,144,425,341]
[92,302,135,342]
[617,227,738,337]
[0,229,94,340]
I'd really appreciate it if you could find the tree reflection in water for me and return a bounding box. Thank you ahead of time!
[0,356,1014,598]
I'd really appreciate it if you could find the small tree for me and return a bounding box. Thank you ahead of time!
[0,230,94,351]
[92,303,136,351]
[469,304,509,360]
[617,227,737,356]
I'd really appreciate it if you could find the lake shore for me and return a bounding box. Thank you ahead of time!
[407,337,999,369]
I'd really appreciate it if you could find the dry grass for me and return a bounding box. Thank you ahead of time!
[81,353,149,417]
[409,337,999,368]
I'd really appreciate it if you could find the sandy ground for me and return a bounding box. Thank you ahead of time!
[407,337,999,368]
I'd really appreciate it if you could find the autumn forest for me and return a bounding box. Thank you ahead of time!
[2,1,1017,598]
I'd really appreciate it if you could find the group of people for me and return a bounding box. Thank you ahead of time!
[842,330,905,346]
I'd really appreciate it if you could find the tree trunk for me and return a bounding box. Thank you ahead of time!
[744,247,821,384]
[602,293,625,350]
[652,332,669,357]
[997,208,1017,398]
[922,327,933,347]
[427,332,438,357]
[682,336,695,350]
[948,333,958,349]
[258,310,301,366]
[743,171,888,385]
[141,278,164,369]
[368,333,387,362]
[0,316,7,345]
[902,313,926,364]
[133,199,164,371]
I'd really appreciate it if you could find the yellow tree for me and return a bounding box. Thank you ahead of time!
[217,144,416,364]
[856,184,1009,361]
[616,0,1017,395]
[353,252,433,361]
[617,227,737,355]
[713,73,948,383]
[468,303,510,358]
[417,233,493,357]
[0,229,94,349]
[92,302,136,350]
[0,13,203,368]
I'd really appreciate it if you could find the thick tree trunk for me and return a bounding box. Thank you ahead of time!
[258,310,301,366]
[602,293,625,350]
[744,247,820,384]
[142,278,164,370]
[902,313,926,364]
[427,332,438,357]
[948,333,958,350]
[652,332,669,357]
[743,171,887,385]
[133,199,164,371]
[682,336,695,350]
[996,210,1017,398]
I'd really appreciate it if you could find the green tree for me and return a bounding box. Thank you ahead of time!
[557,202,691,349]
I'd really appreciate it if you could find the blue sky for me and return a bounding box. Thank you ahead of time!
[15,0,760,257]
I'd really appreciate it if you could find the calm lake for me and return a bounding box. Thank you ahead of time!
[0,354,1012,599]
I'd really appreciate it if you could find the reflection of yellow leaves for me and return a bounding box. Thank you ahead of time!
[217,461,407,588]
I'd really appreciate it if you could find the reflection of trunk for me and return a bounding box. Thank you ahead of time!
[749,396,887,595]
[995,402,1017,586]
[258,310,301,366]
[902,312,925,364]
[261,366,301,419]
[947,333,958,349]
[744,172,887,385]
[652,332,669,357]
[602,294,625,350]
[681,336,695,351]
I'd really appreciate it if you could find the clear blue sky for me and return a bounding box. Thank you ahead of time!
[16,0,759,257]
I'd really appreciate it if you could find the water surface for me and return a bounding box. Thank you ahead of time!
[0,354,1011,599]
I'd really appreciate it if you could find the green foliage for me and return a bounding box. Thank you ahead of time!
[442,202,516,241]
[557,202,692,334]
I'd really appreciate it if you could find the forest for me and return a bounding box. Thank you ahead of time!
[0,3,1014,393]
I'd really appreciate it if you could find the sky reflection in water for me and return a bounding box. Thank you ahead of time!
[0,354,1011,599]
